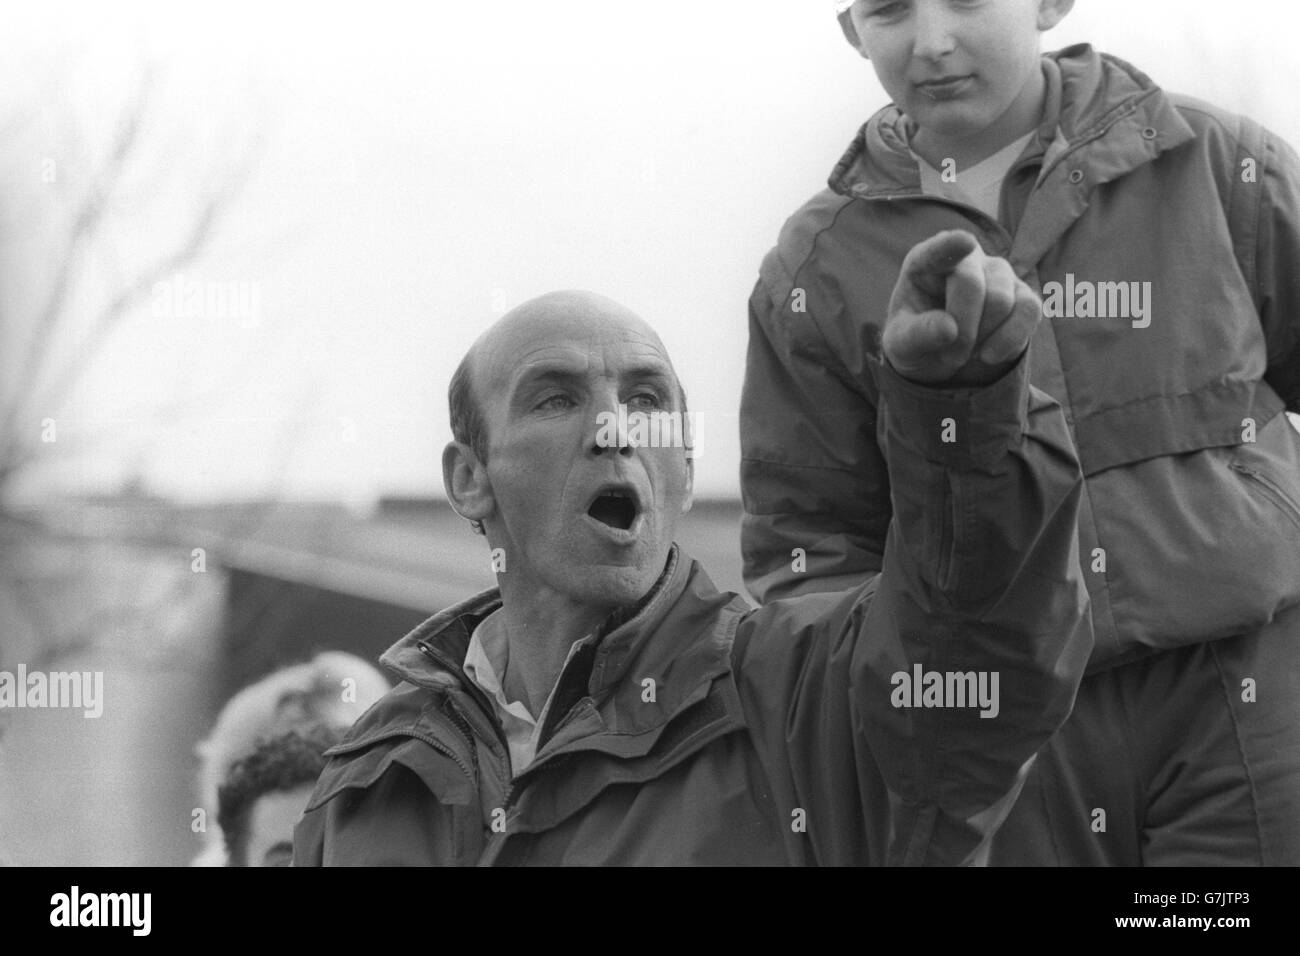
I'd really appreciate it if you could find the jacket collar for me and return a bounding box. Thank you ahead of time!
[313,545,746,820]
[829,44,1196,201]
[379,543,699,712]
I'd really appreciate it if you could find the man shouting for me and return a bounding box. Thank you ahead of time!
[293,232,1092,866]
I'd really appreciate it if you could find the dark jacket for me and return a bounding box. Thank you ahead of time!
[294,356,1092,866]
[741,45,1300,670]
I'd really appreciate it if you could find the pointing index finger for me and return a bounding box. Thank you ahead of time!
[897,230,984,306]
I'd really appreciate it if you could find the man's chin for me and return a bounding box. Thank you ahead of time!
[545,545,670,611]
[570,560,662,607]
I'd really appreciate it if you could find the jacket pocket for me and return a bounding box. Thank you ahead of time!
[1070,379,1285,477]
[1085,412,1300,655]
[1228,413,1300,532]
[1228,462,1300,532]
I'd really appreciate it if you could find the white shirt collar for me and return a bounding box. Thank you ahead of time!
[462,609,595,776]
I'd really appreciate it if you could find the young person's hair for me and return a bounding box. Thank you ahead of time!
[194,650,389,862]
[216,723,341,866]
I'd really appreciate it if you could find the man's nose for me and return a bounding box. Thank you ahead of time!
[589,395,634,457]
[912,3,958,60]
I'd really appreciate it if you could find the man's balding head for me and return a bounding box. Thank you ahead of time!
[442,289,694,614]
[449,291,686,466]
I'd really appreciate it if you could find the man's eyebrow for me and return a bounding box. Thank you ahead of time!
[507,359,678,401]
[622,364,678,395]
[511,363,587,391]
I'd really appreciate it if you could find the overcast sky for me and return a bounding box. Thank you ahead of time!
[5,0,1297,504]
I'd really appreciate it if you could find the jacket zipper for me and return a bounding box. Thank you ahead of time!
[417,639,510,756]
[485,705,587,865]
[496,697,588,818]
[937,472,955,593]
[376,727,474,781]
[501,700,589,810]
[417,632,601,858]
[441,701,480,777]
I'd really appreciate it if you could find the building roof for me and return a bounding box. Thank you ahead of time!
[30,496,750,613]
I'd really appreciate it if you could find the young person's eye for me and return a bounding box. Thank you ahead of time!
[865,1,908,20]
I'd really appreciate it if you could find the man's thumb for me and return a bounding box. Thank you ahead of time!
[883,308,959,373]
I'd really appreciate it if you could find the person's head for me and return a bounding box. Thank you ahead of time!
[193,651,389,866]
[217,724,340,867]
[444,290,693,613]
[838,0,1074,149]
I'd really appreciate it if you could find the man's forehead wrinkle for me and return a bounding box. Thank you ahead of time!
[513,342,675,378]
[468,289,679,396]
[497,336,672,383]
[508,345,600,392]
[518,343,595,369]
[474,332,576,396]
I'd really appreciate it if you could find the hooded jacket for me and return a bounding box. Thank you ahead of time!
[741,45,1300,670]
[293,356,1092,866]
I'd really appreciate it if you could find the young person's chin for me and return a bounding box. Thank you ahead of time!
[907,99,992,139]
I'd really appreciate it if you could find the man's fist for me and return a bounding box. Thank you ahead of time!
[882,230,1041,387]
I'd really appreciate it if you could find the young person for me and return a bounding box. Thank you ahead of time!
[741,0,1300,864]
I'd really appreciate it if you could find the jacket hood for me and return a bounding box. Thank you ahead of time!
[830,44,1196,199]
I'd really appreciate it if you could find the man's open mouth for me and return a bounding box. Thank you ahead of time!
[586,485,642,532]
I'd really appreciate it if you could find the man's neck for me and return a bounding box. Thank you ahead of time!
[911,62,1048,172]
[493,583,614,720]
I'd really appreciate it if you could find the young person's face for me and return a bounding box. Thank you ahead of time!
[848,0,1061,143]
[242,783,315,867]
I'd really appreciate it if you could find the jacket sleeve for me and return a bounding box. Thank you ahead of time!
[731,352,1092,866]
[293,770,442,866]
[1255,125,1300,413]
[740,275,892,602]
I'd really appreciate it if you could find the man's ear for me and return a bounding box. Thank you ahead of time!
[1037,0,1075,32]
[442,441,494,523]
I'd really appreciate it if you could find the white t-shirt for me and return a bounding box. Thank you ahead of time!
[912,131,1037,223]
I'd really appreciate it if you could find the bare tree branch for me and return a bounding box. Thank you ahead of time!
[0,67,153,421]
[0,61,262,504]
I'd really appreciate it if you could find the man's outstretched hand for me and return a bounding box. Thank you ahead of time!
[882,230,1042,388]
